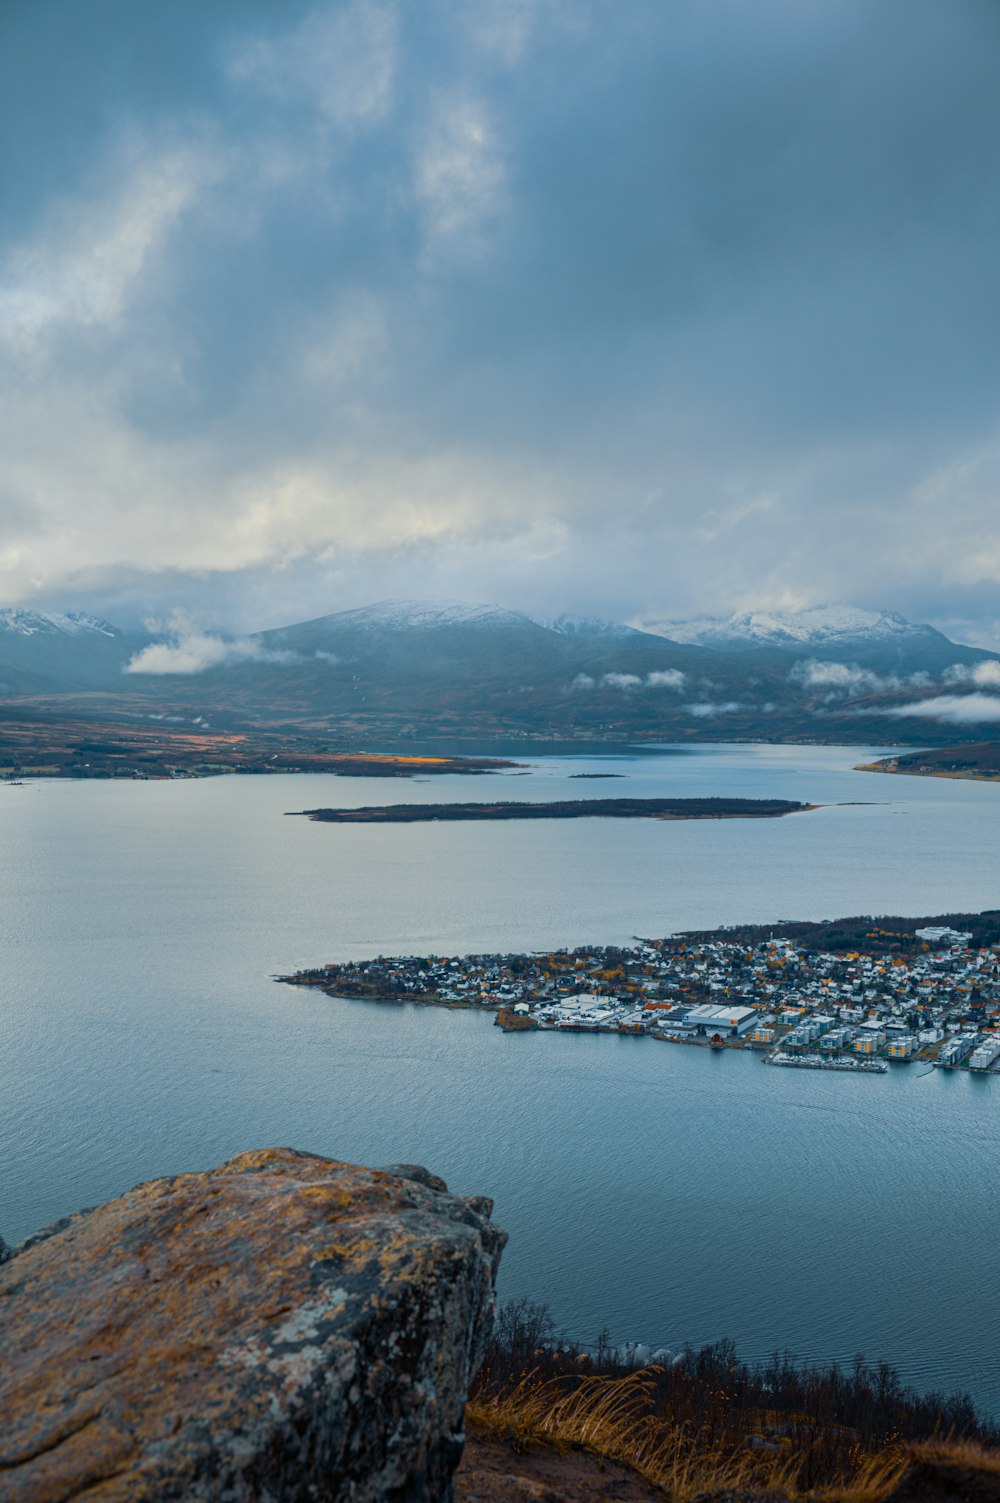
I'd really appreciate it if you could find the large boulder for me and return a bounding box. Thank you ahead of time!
[0,1148,505,1502]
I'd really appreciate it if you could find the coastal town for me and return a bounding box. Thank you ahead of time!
[282,922,1000,1076]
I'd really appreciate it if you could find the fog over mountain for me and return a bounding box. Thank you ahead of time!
[2,1,1000,646]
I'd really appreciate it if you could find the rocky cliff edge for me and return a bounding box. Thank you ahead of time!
[0,1148,505,1502]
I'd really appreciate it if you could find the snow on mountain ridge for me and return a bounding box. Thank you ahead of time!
[534,613,646,640]
[0,608,119,638]
[327,595,643,637]
[649,606,941,649]
[328,599,532,631]
[308,600,644,637]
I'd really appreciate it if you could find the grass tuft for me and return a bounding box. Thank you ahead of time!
[469,1369,801,1500]
[468,1370,1000,1502]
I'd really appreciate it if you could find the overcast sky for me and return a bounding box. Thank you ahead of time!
[2,0,999,639]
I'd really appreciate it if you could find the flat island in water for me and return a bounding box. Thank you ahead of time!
[290,796,816,824]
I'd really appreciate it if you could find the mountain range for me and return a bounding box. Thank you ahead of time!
[1,600,998,743]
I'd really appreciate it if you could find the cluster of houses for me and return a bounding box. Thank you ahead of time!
[297,923,1000,1073]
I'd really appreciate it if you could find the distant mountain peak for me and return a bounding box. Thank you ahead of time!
[647,605,943,651]
[270,600,655,639]
[318,599,533,632]
[0,608,119,638]
[534,613,646,640]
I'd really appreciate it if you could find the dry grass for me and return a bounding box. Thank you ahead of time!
[466,1370,1000,1502]
[908,1436,1000,1474]
[468,1369,801,1500]
[470,1304,1000,1501]
[813,1449,911,1503]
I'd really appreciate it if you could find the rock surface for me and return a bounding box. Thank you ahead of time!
[0,1148,505,1502]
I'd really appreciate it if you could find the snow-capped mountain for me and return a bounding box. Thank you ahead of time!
[321,600,532,632]
[268,599,657,641]
[641,604,1000,677]
[253,598,682,701]
[0,609,120,638]
[649,606,944,651]
[535,613,648,640]
[0,608,147,692]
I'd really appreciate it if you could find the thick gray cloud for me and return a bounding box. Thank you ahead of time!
[1,0,999,636]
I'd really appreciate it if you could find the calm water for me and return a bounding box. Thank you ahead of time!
[1,744,998,1416]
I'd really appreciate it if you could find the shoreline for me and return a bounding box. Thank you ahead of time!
[279,982,999,1075]
[857,762,1000,783]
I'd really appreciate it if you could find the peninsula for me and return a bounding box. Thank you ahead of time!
[279,910,1000,1076]
[859,742,1000,782]
[290,796,815,824]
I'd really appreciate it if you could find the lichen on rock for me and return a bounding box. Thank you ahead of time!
[0,1147,506,1502]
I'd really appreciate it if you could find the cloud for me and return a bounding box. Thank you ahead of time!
[790,660,892,694]
[229,1,398,127]
[885,693,1000,725]
[943,660,1000,687]
[0,137,217,350]
[126,632,298,675]
[457,0,582,66]
[414,90,507,261]
[573,669,689,692]
[684,701,742,717]
[3,1,1000,631]
[790,659,936,701]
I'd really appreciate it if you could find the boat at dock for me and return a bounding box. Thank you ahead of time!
[764,1050,888,1074]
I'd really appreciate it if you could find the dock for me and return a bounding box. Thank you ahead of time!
[765,1050,888,1074]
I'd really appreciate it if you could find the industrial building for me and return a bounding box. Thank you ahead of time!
[682,1003,756,1036]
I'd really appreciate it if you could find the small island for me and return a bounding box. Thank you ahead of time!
[290,796,815,824]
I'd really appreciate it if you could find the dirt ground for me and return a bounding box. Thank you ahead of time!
[454,1431,668,1502]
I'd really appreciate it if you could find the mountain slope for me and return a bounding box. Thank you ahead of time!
[111,599,739,734]
[0,611,151,692]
